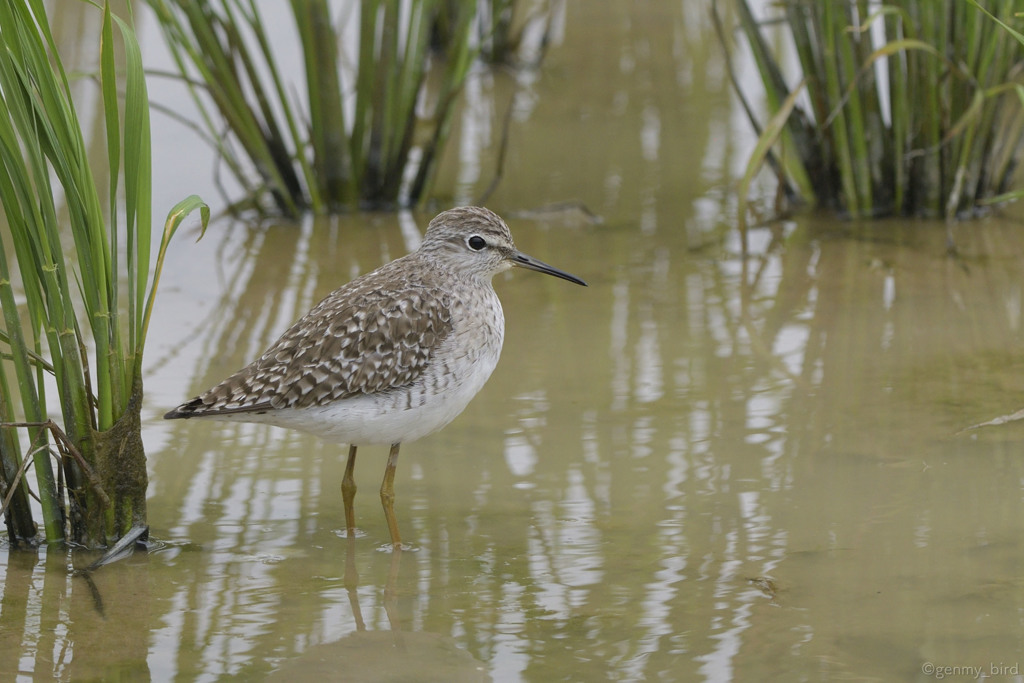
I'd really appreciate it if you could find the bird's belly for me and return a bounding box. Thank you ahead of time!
[282,366,496,444]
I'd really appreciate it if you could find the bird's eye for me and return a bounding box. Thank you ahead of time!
[467,235,486,251]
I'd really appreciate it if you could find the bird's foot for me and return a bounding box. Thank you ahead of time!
[334,527,367,539]
[376,541,417,553]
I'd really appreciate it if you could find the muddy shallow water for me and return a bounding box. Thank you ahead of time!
[3,2,1024,681]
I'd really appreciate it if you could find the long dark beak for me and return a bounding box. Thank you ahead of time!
[512,250,587,286]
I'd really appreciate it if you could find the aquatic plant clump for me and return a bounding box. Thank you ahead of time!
[148,0,485,216]
[0,1,207,547]
[723,0,1024,221]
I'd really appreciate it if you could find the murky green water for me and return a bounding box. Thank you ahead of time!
[4,2,1024,681]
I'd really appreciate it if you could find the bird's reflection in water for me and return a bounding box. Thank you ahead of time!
[269,542,488,682]
[343,534,368,631]
[343,536,403,634]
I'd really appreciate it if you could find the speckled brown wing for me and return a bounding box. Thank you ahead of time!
[166,260,455,418]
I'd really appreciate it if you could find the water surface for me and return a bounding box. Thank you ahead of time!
[3,2,1024,681]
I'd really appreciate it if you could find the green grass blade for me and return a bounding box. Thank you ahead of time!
[737,79,807,229]
[140,195,209,355]
[110,10,153,378]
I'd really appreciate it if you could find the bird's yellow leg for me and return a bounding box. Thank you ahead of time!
[380,442,402,548]
[342,444,358,535]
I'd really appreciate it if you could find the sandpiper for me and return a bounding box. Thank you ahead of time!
[165,206,586,547]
